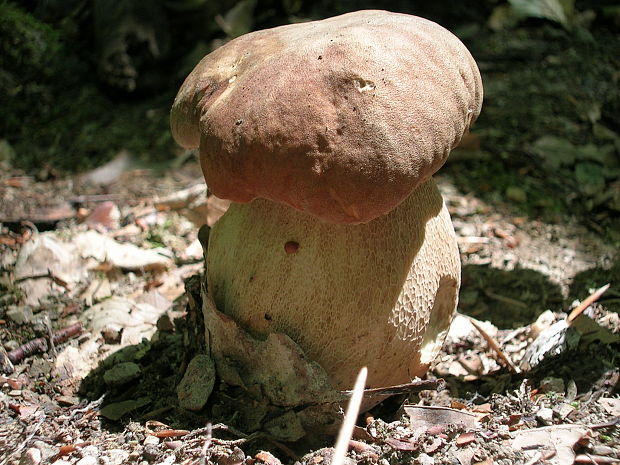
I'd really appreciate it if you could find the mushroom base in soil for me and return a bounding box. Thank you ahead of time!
[207,178,460,391]
[171,9,483,417]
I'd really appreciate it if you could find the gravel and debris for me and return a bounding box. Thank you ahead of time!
[1,164,618,465]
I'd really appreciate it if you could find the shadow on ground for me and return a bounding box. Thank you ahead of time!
[570,257,620,314]
[458,264,565,328]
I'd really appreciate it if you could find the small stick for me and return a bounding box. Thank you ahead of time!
[69,194,121,204]
[46,316,56,356]
[468,317,520,374]
[61,395,105,422]
[588,416,620,430]
[6,322,82,364]
[199,423,212,465]
[332,367,367,465]
[14,270,69,289]
[349,379,441,398]
[484,290,528,309]
[211,432,261,447]
[567,283,611,323]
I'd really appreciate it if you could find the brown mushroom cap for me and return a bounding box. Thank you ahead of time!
[171,10,482,224]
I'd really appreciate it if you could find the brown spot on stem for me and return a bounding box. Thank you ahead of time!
[284,241,299,254]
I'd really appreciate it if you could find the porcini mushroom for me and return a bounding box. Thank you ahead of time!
[171,10,482,390]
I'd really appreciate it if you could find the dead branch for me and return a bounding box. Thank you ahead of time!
[468,316,520,374]
[14,270,69,289]
[6,322,82,365]
[69,194,121,204]
[332,367,367,465]
[199,423,212,465]
[588,416,620,430]
[567,283,611,323]
[344,379,442,398]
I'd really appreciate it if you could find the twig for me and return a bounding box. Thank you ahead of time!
[45,316,56,356]
[6,322,82,365]
[567,283,611,323]
[346,379,441,398]
[484,290,528,309]
[185,423,248,441]
[14,270,69,289]
[588,416,620,430]
[500,327,529,346]
[468,317,520,374]
[199,423,212,465]
[69,194,121,204]
[211,432,262,447]
[60,395,105,423]
[332,367,367,465]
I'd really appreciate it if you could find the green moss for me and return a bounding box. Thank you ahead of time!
[1,2,175,173]
[0,2,62,79]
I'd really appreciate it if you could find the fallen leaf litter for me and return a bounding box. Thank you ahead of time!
[0,165,618,465]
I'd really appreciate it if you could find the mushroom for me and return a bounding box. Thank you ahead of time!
[171,10,482,390]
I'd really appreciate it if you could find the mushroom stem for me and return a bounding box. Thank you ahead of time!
[207,178,460,389]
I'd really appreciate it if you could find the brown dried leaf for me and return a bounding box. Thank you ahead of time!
[473,403,492,414]
[424,436,444,454]
[404,405,482,430]
[85,201,120,230]
[10,404,40,419]
[456,432,476,447]
[451,400,467,410]
[254,451,282,465]
[384,437,419,452]
[455,447,476,465]
[146,420,169,429]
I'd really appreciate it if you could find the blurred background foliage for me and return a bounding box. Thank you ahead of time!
[1,0,619,239]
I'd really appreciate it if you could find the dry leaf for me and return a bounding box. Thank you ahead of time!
[404,405,483,430]
[455,446,476,465]
[384,437,419,451]
[456,432,476,447]
[81,297,164,346]
[511,425,589,465]
[9,404,39,419]
[424,436,444,454]
[75,230,172,271]
[84,201,120,230]
[598,397,620,416]
[254,451,281,465]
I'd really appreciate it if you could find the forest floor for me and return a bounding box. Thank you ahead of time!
[0,160,618,465]
[1,2,620,463]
